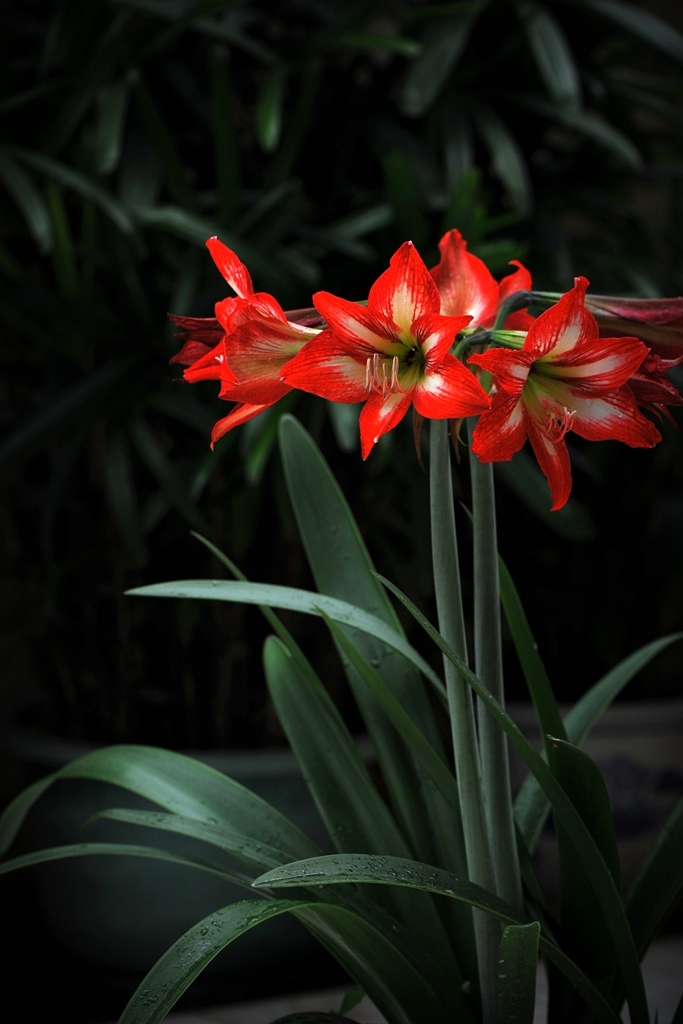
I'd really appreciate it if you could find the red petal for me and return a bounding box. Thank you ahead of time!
[554,385,662,447]
[281,330,368,402]
[498,260,533,305]
[215,296,252,333]
[206,237,253,297]
[468,348,534,396]
[184,340,238,384]
[430,229,499,326]
[541,336,648,392]
[168,314,224,345]
[359,391,412,459]
[525,412,573,511]
[471,392,527,462]
[586,294,683,326]
[412,355,490,419]
[413,313,472,371]
[218,318,305,404]
[524,277,597,359]
[367,241,440,334]
[504,310,535,331]
[211,403,271,445]
[313,292,401,354]
[170,339,214,366]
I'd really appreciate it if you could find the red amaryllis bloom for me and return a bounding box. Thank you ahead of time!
[469,277,662,511]
[170,238,320,444]
[430,228,534,330]
[577,294,683,359]
[628,351,683,422]
[281,241,490,459]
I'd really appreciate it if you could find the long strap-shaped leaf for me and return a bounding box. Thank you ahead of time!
[126,579,446,700]
[515,633,681,851]
[278,415,458,872]
[374,575,650,1024]
[117,898,455,1024]
[262,635,469,1018]
[253,853,620,1024]
[625,795,683,957]
[498,922,541,1024]
[0,745,319,864]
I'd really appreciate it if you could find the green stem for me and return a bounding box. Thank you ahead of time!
[467,424,523,915]
[429,420,500,1024]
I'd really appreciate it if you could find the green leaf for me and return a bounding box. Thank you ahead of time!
[319,615,460,816]
[0,358,135,466]
[0,841,246,886]
[580,0,683,64]
[399,7,486,116]
[326,33,421,57]
[499,558,566,746]
[339,987,365,1014]
[256,66,288,153]
[95,80,129,175]
[254,854,620,1024]
[45,181,78,297]
[495,448,595,540]
[0,150,53,252]
[132,71,194,208]
[262,635,462,993]
[327,402,359,452]
[381,149,429,248]
[374,576,650,1024]
[515,633,682,851]
[548,738,620,979]
[517,3,582,110]
[11,146,135,235]
[127,581,446,703]
[498,922,540,1024]
[0,746,320,864]
[474,106,532,216]
[626,795,683,958]
[521,98,642,168]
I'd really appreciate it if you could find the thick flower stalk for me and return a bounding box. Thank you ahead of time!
[469,276,661,510]
[170,238,320,444]
[281,241,491,458]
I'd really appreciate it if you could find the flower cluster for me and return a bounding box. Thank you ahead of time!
[172,232,682,509]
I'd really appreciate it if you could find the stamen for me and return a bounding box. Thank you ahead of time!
[372,352,380,389]
[544,404,576,442]
[365,356,372,392]
[381,362,389,396]
[391,356,400,392]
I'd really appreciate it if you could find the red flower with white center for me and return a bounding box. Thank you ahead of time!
[430,228,534,329]
[468,277,662,511]
[281,241,490,459]
[169,238,320,445]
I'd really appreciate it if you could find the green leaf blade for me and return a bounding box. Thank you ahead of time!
[498,921,540,1024]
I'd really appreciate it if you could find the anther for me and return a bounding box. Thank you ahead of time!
[391,356,400,392]
[381,362,389,396]
[365,357,372,392]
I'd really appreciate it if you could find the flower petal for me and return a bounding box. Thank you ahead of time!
[430,229,499,326]
[170,338,214,366]
[524,276,596,359]
[281,330,369,403]
[497,260,533,306]
[539,380,662,447]
[184,340,238,384]
[219,318,305,404]
[206,237,253,297]
[211,403,271,446]
[468,348,535,396]
[313,292,401,354]
[412,354,490,419]
[413,313,472,371]
[367,241,440,335]
[471,392,527,463]
[359,391,412,459]
[525,412,573,511]
[540,336,648,392]
[168,314,224,346]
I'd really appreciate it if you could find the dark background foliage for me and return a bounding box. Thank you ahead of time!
[2,0,683,758]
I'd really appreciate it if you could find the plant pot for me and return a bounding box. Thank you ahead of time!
[507,698,683,899]
[1,729,371,979]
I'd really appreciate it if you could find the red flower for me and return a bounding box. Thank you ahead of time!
[169,238,320,445]
[430,229,534,330]
[627,351,683,422]
[584,294,683,359]
[281,241,490,459]
[469,277,661,510]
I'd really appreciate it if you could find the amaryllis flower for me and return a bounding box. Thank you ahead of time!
[627,351,683,422]
[469,277,662,510]
[170,238,320,444]
[281,241,490,459]
[430,228,534,330]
